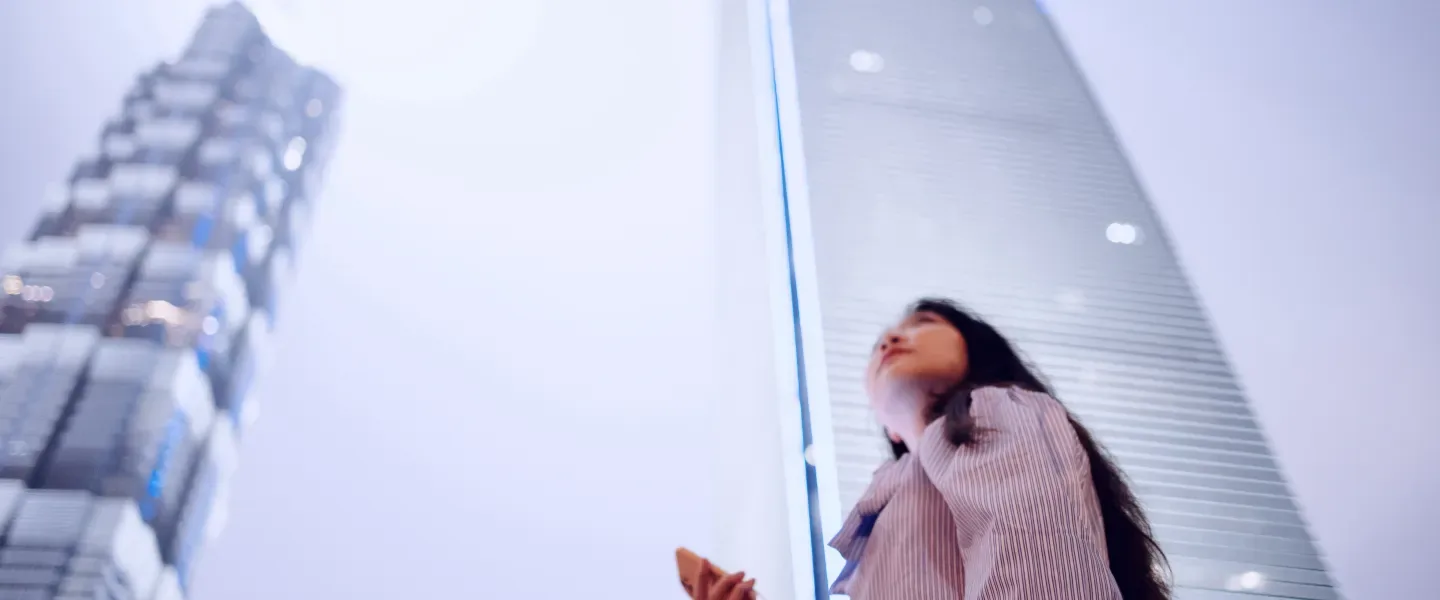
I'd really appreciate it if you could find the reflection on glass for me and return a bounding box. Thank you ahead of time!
[770,0,1342,598]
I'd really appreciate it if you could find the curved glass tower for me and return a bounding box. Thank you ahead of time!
[0,3,339,597]
[767,0,1342,598]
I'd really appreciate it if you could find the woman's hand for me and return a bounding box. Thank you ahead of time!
[691,559,757,600]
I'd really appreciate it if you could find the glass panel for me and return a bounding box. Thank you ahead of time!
[762,0,1343,597]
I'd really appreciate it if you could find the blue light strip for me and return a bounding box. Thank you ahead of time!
[755,0,847,596]
[743,1,821,598]
[761,21,831,600]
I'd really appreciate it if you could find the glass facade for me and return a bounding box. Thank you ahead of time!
[769,0,1342,598]
[0,3,339,598]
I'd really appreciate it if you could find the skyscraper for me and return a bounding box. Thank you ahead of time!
[767,0,1342,598]
[0,3,339,597]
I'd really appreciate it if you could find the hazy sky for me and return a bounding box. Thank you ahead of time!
[1,1,1436,599]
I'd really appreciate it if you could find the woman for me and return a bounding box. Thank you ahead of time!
[692,298,1170,600]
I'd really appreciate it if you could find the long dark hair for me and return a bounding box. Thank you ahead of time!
[888,298,1171,600]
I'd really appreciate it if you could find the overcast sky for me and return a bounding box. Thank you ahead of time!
[0,1,1436,599]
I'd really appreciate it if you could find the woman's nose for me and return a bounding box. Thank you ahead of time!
[879,332,902,350]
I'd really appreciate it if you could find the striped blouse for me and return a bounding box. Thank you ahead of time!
[829,386,1121,599]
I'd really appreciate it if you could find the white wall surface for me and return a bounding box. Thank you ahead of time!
[2,1,730,598]
[205,1,728,598]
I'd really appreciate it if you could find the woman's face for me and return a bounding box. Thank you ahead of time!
[866,310,970,418]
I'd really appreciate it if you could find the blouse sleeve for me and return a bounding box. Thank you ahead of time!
[914,386,1121,600]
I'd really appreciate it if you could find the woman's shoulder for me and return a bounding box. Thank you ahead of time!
[968,384,1068,419]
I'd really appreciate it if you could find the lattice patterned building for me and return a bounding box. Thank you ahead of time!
[0,3,340,597]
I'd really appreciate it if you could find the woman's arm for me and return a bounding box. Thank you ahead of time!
[914,386,1120,600]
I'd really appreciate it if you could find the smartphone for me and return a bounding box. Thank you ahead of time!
[676,547,755,598]
[676,547,722,596]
